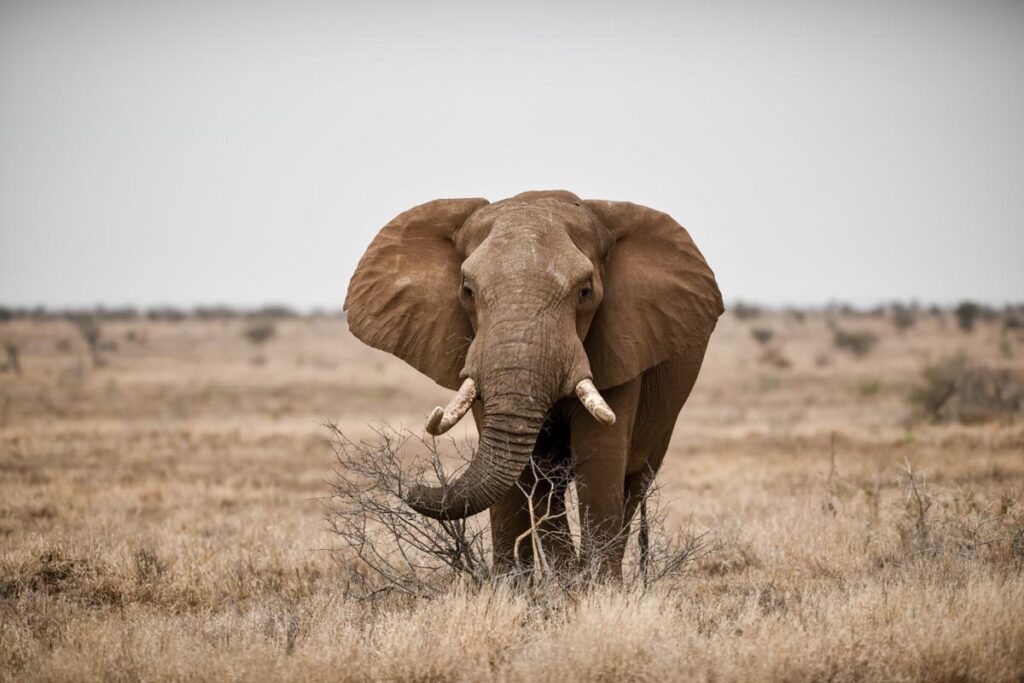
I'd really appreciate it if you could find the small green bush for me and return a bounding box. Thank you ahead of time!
[955,301,981,333]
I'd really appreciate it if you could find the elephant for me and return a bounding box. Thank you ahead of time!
[345,190,723,579]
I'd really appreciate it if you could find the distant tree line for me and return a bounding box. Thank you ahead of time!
[728,300,1023,333]
[0,304,345,322]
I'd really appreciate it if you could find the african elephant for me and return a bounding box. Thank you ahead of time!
[345,190,722,578]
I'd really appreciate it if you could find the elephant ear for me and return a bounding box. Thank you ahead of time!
[345,198,489,390]
[583,200,724,390]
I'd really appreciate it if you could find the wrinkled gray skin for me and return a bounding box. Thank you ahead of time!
[346,190,722,577]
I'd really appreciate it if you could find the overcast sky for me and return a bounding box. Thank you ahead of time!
[1,1,1022,309]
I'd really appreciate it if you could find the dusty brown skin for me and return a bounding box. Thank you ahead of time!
[345,190,723,577]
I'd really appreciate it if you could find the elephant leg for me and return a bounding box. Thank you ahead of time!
[534,427,577,573]
[571,376,642,580]
[622,432,671,528]
[490,418,576,576]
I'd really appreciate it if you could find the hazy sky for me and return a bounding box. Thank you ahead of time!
[1,1,1022,309]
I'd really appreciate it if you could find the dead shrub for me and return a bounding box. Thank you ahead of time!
[244,320,277,346]
[68,315,105,367]
[889,303,917,332]
[832,327,878,358]
[2,339,20,375]
[897,460,1023,563]
[731,301,761,321]
[326,425,491,598]
[325,423,714,599]
[908,354,1024,424]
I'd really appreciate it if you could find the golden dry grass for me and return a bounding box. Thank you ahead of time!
[1,311,1022,681]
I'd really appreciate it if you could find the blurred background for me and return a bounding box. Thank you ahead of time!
[2,1,1022,311]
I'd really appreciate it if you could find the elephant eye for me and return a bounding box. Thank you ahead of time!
[578,286,592,301]
[462,284,474,300]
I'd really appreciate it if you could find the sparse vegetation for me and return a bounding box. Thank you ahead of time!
[326,424,711,597]
[2,340,19,375]
[244,320,277,346]
[889,303,917,332]
[750,327,774,346]
[0,309,1021,680]
[908,354,1024,424]
[832,327,878,358]
[955,300,982,333]
[731,301,762,321]
[68,314,106,367]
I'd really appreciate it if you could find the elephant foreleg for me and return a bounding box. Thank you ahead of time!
[571,376,641,580]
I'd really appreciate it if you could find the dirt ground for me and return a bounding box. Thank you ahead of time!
[1,310,1022,681]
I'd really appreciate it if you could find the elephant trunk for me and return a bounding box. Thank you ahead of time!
[404,395,546,520]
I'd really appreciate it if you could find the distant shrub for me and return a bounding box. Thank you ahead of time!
[731,301,761,321]
[955,301,981,333]
[908,354,1024,424]
[193,306,241,320]
[125,329,147,345]
[146,307,187,322]
[889,304,917,332]
[1004,307,1024,332]
[832,328,878,358]
[251,305,298,319]
[827,302,858,317]
[95,306,139,321]
[68,315,105,367]
[750,328,774,346]
[244,320,276,346]
[2,340,20,375]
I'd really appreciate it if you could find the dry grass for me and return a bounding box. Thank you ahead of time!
[1,312,1023,681]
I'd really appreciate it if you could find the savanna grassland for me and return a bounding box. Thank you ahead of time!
[1,307,1023,681]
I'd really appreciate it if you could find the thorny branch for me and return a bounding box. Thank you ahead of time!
[324,423,717,599]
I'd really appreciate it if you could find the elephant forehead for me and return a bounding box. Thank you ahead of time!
[463,215,593,285]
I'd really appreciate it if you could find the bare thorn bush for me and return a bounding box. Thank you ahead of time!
[68,315,105,367]
[897,459,1023,563]
[325,424,491,598]
[2,339,20,375]
[325,424,716,600]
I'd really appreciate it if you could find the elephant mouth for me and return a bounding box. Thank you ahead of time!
[405,374,615,521]
[424,376,613,437]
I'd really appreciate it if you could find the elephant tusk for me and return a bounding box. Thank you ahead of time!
[425,377,477,436]
[575,379,616,426]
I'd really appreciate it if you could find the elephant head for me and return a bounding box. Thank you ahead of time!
[345,190,722,520]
